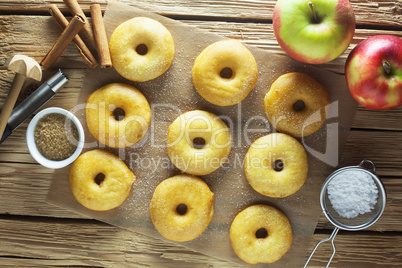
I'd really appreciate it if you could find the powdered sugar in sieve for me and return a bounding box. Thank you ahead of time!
[304,160,386,268]
[327,170,379,219]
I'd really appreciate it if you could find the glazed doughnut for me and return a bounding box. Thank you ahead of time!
[244,133,308,198]
[192,39,258,106]
[149,174,215,242]
[86,83,151,148]
[264,72,330,137]
[109,17,175,82]
[167,110,232,176]
[69,149,136,211]
[230,204,292,264]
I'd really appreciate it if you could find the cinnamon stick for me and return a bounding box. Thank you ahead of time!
[90,4,112,68]
[63,0,96,47]
[41,15,86,70]
[49,5,98,68]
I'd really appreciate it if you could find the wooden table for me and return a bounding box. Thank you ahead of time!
[0,0,401,267]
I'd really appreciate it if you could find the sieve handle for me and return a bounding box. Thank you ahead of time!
[304,227,339,268]
[358,160,376,172]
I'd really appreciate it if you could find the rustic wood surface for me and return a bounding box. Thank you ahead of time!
[0,0,401,267]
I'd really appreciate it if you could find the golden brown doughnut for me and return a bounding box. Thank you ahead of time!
[86,83,151,148]
[167,110,232,176]
[192,39,258,106]
[244,133,308,198]
[149,174,215,242]
[264,72,330,137]
[69,149,135,211]
[109,17,175,82]
[230,204,293,264]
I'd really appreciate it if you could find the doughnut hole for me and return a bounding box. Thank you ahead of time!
[94,173,105,186]
[193,137,206,149]
[255,227,268,239]
[293,100,306,112]
[176,203,188,215]
[136,44,148,55]
[273,159,284,172]
[113,107,126,121]
[220,67,234,79]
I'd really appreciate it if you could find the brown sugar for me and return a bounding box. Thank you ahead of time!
[34,113,79,161]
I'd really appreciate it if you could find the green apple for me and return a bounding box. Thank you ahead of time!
[273,0,355,64]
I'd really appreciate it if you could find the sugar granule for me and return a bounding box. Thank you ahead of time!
[327,170,378,219]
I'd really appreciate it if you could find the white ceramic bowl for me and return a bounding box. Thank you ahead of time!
[26,107,85,169]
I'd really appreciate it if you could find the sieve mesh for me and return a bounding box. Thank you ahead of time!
[320,163,386,231]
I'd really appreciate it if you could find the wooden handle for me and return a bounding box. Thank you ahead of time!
[0,73,25,138]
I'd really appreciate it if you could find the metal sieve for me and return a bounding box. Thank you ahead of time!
[304,160,386,267]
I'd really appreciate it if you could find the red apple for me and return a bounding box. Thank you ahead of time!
[345,35,402,110]
[273,0,355,64]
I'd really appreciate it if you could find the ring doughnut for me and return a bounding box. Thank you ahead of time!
[69,149,136,211]
[86,83,151,148]
[149,174,215,242]
[244,133,308,198]
[230,204,293,264]
[264,72,330,137]
[109,17,175,82]
[167,110,232,176]
[192,39,258,106]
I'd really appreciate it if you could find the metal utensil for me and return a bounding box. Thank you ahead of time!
[0,70,69,144]
[304,160,386,267]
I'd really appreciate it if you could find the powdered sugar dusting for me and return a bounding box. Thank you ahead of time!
[327,170,378,219]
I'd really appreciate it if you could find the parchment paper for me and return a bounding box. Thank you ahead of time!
[47,1,358,266]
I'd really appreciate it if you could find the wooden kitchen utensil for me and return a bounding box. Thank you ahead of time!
[0,55,42,138]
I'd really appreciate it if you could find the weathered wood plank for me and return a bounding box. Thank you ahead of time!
[0,217,400,267]
[0,217,235,267]
[354,106,402,131]
[0,0,401,28]
[341,130,402,177]
[306,231,402,267]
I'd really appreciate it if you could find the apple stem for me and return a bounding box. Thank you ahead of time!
[308,2,318,23]
[382,60,392,76]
